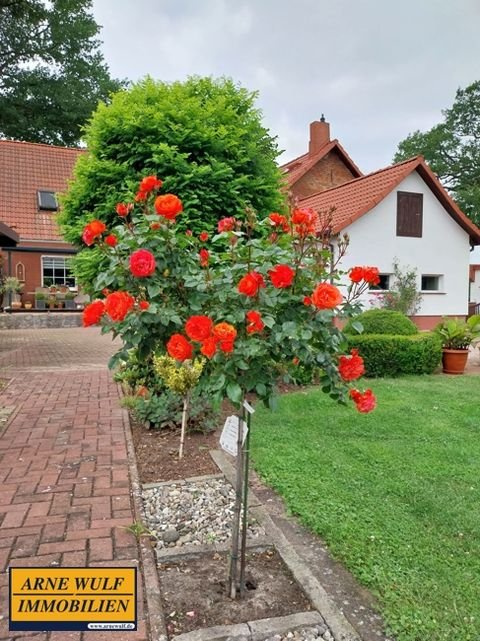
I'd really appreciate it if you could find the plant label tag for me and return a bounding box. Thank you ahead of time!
[219,415,248,457]
[243,400,255,415]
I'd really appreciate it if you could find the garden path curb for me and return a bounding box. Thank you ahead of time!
[210,449,362,641]
[122,395,168,641]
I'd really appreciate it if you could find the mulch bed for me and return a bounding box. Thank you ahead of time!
[131,419,220,483]
[159,548,312,637]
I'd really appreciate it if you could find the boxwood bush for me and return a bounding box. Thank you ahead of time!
[344,309,418,336]
[347,333,442,377]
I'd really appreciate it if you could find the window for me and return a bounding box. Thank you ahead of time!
[370,274,391,290]
[42,256,75,287]
[397,191,423,237]
[421,274,442,291]
[38,190,58,211]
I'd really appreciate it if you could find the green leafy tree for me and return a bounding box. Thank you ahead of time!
[394,80,480,226]
[0,0,121,146]
[59,76,285,288]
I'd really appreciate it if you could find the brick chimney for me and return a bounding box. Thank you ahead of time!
[309,114,330,156]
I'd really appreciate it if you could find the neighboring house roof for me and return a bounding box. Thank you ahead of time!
[0,220,19,246]
[0,140,84,242]
[299,155,480,245]
[280,139,362,187]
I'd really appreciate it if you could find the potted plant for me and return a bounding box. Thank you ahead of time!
[24,301,33,310]
[35,292,46,310]
[434,315,480,374]
[47,296,56,310]
[0,276,23,308]
[64,292,76,309]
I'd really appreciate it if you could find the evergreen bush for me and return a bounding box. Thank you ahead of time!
[344,309,418,336]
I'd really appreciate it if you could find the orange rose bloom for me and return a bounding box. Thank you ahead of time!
[82,300,105,327]
[246,310,264,334]
[185,315,213,342]
[104,291,135,322]
[363,266,380,286]
[139,175,162,193]
[338,349,365,381]
[350,389,376,413]
[311,283,343,309]
[166,334,193,362]
[199,231,209,242]
[348,266,365,283]
[200,336,218,359]
[154,194,183,220]
[269,264,295,288]
[213,322,237,343]
[238,271,265,297]
[199,248,209,267]
[139,301,150,311]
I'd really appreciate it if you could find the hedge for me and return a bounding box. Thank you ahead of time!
[344,309,418,336]
[347,333,442,377]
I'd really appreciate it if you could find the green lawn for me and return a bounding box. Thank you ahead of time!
[250,376,480,641]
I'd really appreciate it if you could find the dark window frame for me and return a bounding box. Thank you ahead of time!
[37,190,58,211]
[396,191,423,238]
[421,274,442,292]
[369,273,391,291]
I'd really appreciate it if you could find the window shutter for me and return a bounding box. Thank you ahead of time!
[397,192,423,237]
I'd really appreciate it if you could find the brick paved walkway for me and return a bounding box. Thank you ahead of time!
[0,328,148,640]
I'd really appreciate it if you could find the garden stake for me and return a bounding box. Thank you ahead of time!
[228,401,245,599]
[239,407,252,597]
[178,392,189,460]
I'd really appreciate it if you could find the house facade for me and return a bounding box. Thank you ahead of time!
[0,141,83,306]
[299,157,480,329]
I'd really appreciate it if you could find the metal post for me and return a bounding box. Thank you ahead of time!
[227,401,245,599]
[239,409,252,597]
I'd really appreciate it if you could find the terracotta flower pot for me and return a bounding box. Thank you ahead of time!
[442,348,469,375]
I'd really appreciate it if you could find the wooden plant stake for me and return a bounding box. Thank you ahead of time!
[239,407,252,597]
[178,392,189,460]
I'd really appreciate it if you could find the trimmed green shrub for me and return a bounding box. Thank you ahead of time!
[134,390,218,433]
[347,333,442,377]
[344,309,418,336]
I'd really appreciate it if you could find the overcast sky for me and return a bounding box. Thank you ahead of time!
[91,0,480,174]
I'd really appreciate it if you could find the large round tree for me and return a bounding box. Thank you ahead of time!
[60,76,285,261]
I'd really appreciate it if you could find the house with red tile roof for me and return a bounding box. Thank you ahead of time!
[0,140,84,307]
[281,116,362,200]
[470,265,480,310]
[299,156,480,329]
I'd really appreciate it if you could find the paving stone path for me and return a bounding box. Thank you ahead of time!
[0,328,148,641]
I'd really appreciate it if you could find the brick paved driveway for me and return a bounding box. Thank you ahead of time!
[0,328,148,640]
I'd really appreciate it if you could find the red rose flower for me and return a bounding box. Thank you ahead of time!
[135,190,148,202]
[338,349,365,381]
[291,208,317,236]
[166,334,193,362]
[154,194,183,220]
[129,249,156,278]
[105,234,118,247]
[150,222,161,230]
[199,248,209,267]
[246,310,264,334]
[349,266,365,283]
[292,357,300,366]
[199,231,209,242]
[213,322,237,343]
[82,227,95,246]
[303,296,312,306]
[116,203,133,217]
[185,315,213,342]
[219,340,234,353]
[105,291,135,322]
[139,301,150,311]
[269,264,295,288]
[311,283,343,309]
[82,300,105,327]
[238,271,265,297]
[268,213,289,232]
[350,389,376,413]
[139,175,162,193]
[200,336,218,359]
[218,217,236,233]
[185,229,193,237]
[363,266,380,286]
[82,220,106,245]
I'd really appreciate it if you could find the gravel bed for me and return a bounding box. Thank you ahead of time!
[252,625,333,641]
[142,478,265,548]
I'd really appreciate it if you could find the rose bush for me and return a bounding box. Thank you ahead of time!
[81,176,377,412]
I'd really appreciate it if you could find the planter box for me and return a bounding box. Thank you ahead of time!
[65,300,76,310]
[36,301,46,310]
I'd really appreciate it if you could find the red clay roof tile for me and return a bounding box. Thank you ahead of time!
[0,140,84,242]
[280,139,362,187]
[299,156,480,245]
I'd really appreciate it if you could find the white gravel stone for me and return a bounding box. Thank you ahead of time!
[141,478,265,549]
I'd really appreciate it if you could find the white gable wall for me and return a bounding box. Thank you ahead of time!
[337,171,470,317]
[471,269,480,303]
